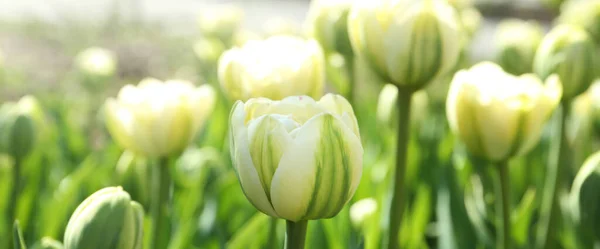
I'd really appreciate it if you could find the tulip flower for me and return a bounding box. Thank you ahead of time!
[348,0,461,89]
[230,94,362,248]
[349,2,461,248]
[104,78,216,158]
[447,62,562,162]
[64,187,144,249]
[558,0,600,44]
[218,36,325,101]
[570,151,600,247]
[307,0,353,57]
[75,47,117,91]
[447,62,561,249]
[197,5,244,45]
[494,19,544,75]
[534,25,598,101]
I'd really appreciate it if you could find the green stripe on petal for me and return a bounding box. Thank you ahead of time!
[247,115,294,202]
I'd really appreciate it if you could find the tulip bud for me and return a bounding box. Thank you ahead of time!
[193,37,226,76]
[349,198,377,229]
[558,0,600,44]
[447,62,562,162]
[348,0,461,90]
[570,151,600,245]
[534,25,598,101]
[219,36,325,101]
[64,187,144,249]
[32,237,64,249]
[494,19,544,75]
[0,102,36,160]
[230,94,363,221]
[307,0,353,56]
[104,78,216,158]
[75,47,117,91]
[197,5,244,45]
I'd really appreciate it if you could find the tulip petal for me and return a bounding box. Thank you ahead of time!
[247,114,295,201]
[230,101,279,217]
[270,113,362,221]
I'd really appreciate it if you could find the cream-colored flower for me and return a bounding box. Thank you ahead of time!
[348,0,461,89]
[75,47,117,77]
[219,36,325,101]
[230,94,362,221]
[447,62,562,162]
[104,78,216,157]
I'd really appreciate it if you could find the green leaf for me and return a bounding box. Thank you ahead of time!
[13,221,26,249]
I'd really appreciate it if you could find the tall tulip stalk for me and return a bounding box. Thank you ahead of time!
[348,1,461,248]
[446,62,562,249]
[533,24,599,248]
[104,78,216,249]
[229,95,363,249]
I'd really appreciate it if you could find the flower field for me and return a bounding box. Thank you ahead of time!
[1,0,600,249]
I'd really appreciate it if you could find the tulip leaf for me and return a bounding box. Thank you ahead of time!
[13,221,26,249]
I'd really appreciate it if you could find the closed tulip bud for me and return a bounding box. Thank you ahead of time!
[219,36,325,101]
[494,19,544,75]
[193,37,226,76]
[104,78,216,158]
[348,0,461,90]
[197,5,244,44]
[349,198,378,229]
[534,25,598,101]
[32,237,64,249]
[230,94,363,221]
[0,101,37,160]
[307,0,353,56]
[570,151,600,245]
[447,62,562,162]
[75,47,117,90]
[64,187,143,249]
[558,0,600,44]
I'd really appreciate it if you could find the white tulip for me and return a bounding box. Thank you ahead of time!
[105,78,216,157]
[229,94,362,221]
[447,62,562,162]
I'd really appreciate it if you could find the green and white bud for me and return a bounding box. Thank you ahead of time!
[570,151,600,246]
[494,19,544,75]
[307,0,354,56]
[64,187,144,249]
[230,94,363,221]
[348,0,461,90]
[0,100,37,160]
[534,25,598,101]
[447,62,562,162]
[219,36,325,101]
[558,0,600,44]
[197,5,244,45]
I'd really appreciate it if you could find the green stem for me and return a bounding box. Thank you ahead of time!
[536,101,570,249]
[7,157,21,248]
[387,88,413,249]
[496,160,511,249]
[266,217,279,249]
[151,157,172,249]
[344,54,355,104]
[285,220,308,249]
